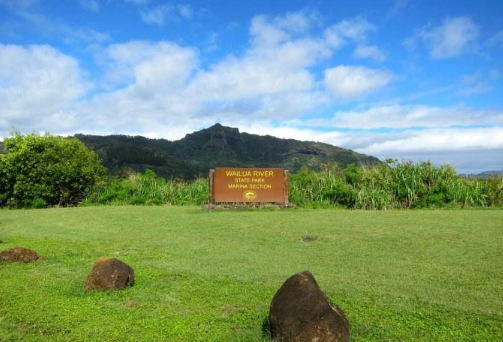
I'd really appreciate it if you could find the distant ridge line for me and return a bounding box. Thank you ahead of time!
[51,124,384,179]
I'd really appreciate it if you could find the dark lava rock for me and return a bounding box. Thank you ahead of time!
[302,236,317,243]
[268,271,350,342]
[0,247,39,263]
[85,258,134,291]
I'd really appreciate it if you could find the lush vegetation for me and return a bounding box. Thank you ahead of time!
[0,132,106,208]
[290,160,503,209]
[80,160,503,209]
[76,123,380,179]
[81,170,208,206]
[1,207,502,341]
[1,131,501,209]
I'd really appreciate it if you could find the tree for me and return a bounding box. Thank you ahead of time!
[0,132,107,208]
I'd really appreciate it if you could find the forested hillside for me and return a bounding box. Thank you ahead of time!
[76,124,380,179]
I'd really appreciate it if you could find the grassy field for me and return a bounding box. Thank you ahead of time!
[0,207,502,341]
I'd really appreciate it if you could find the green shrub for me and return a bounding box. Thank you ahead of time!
[0,132,106,208]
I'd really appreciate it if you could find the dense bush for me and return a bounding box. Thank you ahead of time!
[0,132,107,208]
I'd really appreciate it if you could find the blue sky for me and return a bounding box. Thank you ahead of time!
[1,0,502,173]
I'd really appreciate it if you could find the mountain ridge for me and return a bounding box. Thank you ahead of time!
[74,123,381,179]
[460,170,503,178]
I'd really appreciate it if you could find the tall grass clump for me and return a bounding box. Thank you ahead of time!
[356,160,494,209]
[82,170,208,206]
[289,161,503,209]
[289,165,354,208]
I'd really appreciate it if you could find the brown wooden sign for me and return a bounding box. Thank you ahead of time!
[209,168,289,203]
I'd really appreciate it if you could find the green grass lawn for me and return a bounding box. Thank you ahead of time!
[0,207,502,341]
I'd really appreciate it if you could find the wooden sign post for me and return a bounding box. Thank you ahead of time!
[206,168,292,209]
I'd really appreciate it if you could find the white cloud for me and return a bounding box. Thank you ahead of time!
[355,127,503,153]
[187,42,326,101]
[76,40,205,137]
[323,18,385,62]
[324,17,376,44]
[353,44,386,62]
[249,10,319,47]
[0,43,89,132]
[274,9,318,33]
[324,65,393,100]
[186,12,331,104]
[102,40,199,87]
[406,16,479,59]
[314,104,503,129]
[140,3,194,26]
[250,15,291,47]
[72,88,207,139]
[323,28,345,49]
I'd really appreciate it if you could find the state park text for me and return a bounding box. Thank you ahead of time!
[224,170,275,190]
[209,168,289,203]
